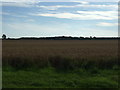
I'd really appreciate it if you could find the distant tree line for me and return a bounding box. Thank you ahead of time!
[19,36,120,40]
[2,34,120,40]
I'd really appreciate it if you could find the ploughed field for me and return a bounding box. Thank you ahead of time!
[2,40,119,88]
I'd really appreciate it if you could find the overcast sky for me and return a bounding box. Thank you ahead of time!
[1,0,119,38]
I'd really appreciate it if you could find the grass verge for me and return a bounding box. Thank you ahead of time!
[2,66,119,88]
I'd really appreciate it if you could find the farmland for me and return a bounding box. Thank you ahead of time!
[2,40,119,88]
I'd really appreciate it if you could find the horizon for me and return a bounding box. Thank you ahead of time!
[1,34,120,39]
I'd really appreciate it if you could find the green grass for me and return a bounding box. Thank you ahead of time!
[3,67,119,88]
[3,57,119,88]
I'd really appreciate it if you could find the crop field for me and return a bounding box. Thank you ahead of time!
[2,40,119,88]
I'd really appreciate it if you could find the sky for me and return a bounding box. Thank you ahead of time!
[0,0,119,38]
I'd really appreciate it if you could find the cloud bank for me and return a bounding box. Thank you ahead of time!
[97,22,118,26]
[33,11,117,20]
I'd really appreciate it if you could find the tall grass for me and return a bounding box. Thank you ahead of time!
[2,40,118,70]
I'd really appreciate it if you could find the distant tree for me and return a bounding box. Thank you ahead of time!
[90,36,92,39]
[80,36,84,39]
[2,34,6,40]
[93,36,96,39]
